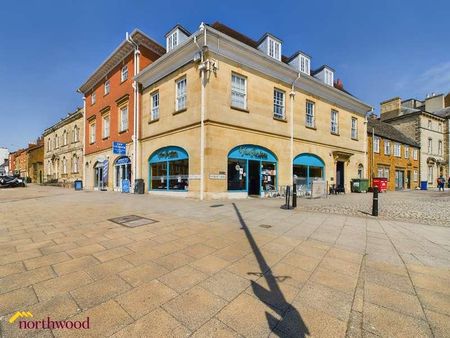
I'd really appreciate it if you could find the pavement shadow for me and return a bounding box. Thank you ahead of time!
[232,203,309,337]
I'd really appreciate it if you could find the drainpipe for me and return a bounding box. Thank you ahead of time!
[195,23,207,200]
[290,73,301,185]
[363,110,370,178]
[127,33,140,192]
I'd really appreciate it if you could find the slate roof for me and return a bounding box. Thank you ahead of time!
[368,118,420,148]
[434,107,450,118]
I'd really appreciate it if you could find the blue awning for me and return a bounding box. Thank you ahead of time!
[294,153,324,167]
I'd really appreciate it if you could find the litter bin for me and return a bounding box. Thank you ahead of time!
[420,181,428,190]
[351,179,369,193]
[134,179,144,194]
[74,180,83,191]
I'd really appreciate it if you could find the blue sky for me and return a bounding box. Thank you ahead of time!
[1,0,449,150]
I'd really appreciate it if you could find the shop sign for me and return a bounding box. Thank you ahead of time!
[113,142,126,155]
[209,174,226,180]
[238,146,268,160]
[157,150,179,160]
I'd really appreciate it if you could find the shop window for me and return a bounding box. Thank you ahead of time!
[227,159,247,191]
[149,146,189,191]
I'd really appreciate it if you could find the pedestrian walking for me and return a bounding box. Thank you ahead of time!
[438,175,445,191]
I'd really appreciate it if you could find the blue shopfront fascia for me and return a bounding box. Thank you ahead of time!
[148,146,189,192]
[228,145,278,194]
[293,153,325,188]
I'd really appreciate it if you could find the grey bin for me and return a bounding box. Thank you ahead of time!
[134,179,145,194]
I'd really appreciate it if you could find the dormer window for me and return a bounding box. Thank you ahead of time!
[258,34,282,61]
[167,31,178,52]
[165,25,190,52]
[299,55,310,75]
[268,38,281,60]
[324,69,334,86]
[312,66,335,86]
[288,52,311,75]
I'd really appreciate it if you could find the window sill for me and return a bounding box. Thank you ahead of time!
[118,129,128,134]
[305,125,316,130]
[148,118,160,124]
[120,79,127,84]
[89,142,95,145]
[330,132,340,136]
[173,108,187,115]
[351,137,359,141]
[102,136,110,140]
[273,116,287,123]
[104,93,110,97]
[231,105,249,113]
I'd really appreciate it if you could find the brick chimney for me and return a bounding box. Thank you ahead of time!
[380,97,401,120]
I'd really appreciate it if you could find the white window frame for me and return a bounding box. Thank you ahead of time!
[151,91,160,121]
[89,123,96,144]
[55,135,59,149]
[102,114,110,139]
[63,130,67,146]
[231,74,247,110]
[91,92,96,105]
[404,145,409,159]
[267,37,281,61]
[175,77,187,111]
[167,30,178,52]
[306,101,315,128]
[413,149,418,160]
[384,140,391,155]
[428,138,432,154]
[119,106,128,132]
[104,80,110,95]
[299,55,310,74]
[121,65,128,82]
[413,170,418,182]
[428,166,433,184]
[273,89,285,119]
[324,69,334,86]
[330,110,339,134]
[394,143,401,157]
[373,137,380,153]
[351,118,358,139]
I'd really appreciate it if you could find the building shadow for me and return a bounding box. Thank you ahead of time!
[232,203,309,337]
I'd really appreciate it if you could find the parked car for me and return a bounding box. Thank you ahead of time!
[0,175,26,188]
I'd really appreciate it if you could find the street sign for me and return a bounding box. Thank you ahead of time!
[113,142,126,155]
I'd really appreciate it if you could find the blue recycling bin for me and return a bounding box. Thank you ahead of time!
[121,179,130,193]
[420,181,428,190]
[74,180,83,191]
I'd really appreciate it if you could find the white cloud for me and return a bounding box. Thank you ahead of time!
[415,61,450,95]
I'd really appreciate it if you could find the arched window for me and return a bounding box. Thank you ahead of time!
[148,146,189,191]
[358,164,364,179]
[55,134,59,148]
[293,153,325,189]
[73,125,79,142]
[63,130,67,146]
[62,157,67,174]
[72,155,78,173]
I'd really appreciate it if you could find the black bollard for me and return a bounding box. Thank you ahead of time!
[372,186,379,216]
[292,183,297,208]
[286,185,290,209]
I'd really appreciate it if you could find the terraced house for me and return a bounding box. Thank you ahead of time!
[367,117,420,191]
[77,30,165,191]
[43,108,83,186]
[136,22,372,199]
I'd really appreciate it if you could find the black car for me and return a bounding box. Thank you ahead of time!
[0,175,26,188]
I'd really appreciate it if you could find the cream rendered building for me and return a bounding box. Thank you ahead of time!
[136,22,372,199]
[43,108,84,186]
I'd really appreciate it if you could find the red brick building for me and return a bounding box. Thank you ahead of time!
[78,30,164,190]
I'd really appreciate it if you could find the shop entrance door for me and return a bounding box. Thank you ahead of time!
[395,170,404,190]
[407,171,411,189]
[336,161,345,189]
[248,160,260,196]
[94,166,104,190]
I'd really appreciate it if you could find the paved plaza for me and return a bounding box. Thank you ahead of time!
[0,185,450,337]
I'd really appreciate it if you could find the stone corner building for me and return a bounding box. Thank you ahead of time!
[27,138,44,183]
[43,108,84,186]
[136,21,372,199]
[380,94,449,188]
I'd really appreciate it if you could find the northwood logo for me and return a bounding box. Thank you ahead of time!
[8,311,90,330]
